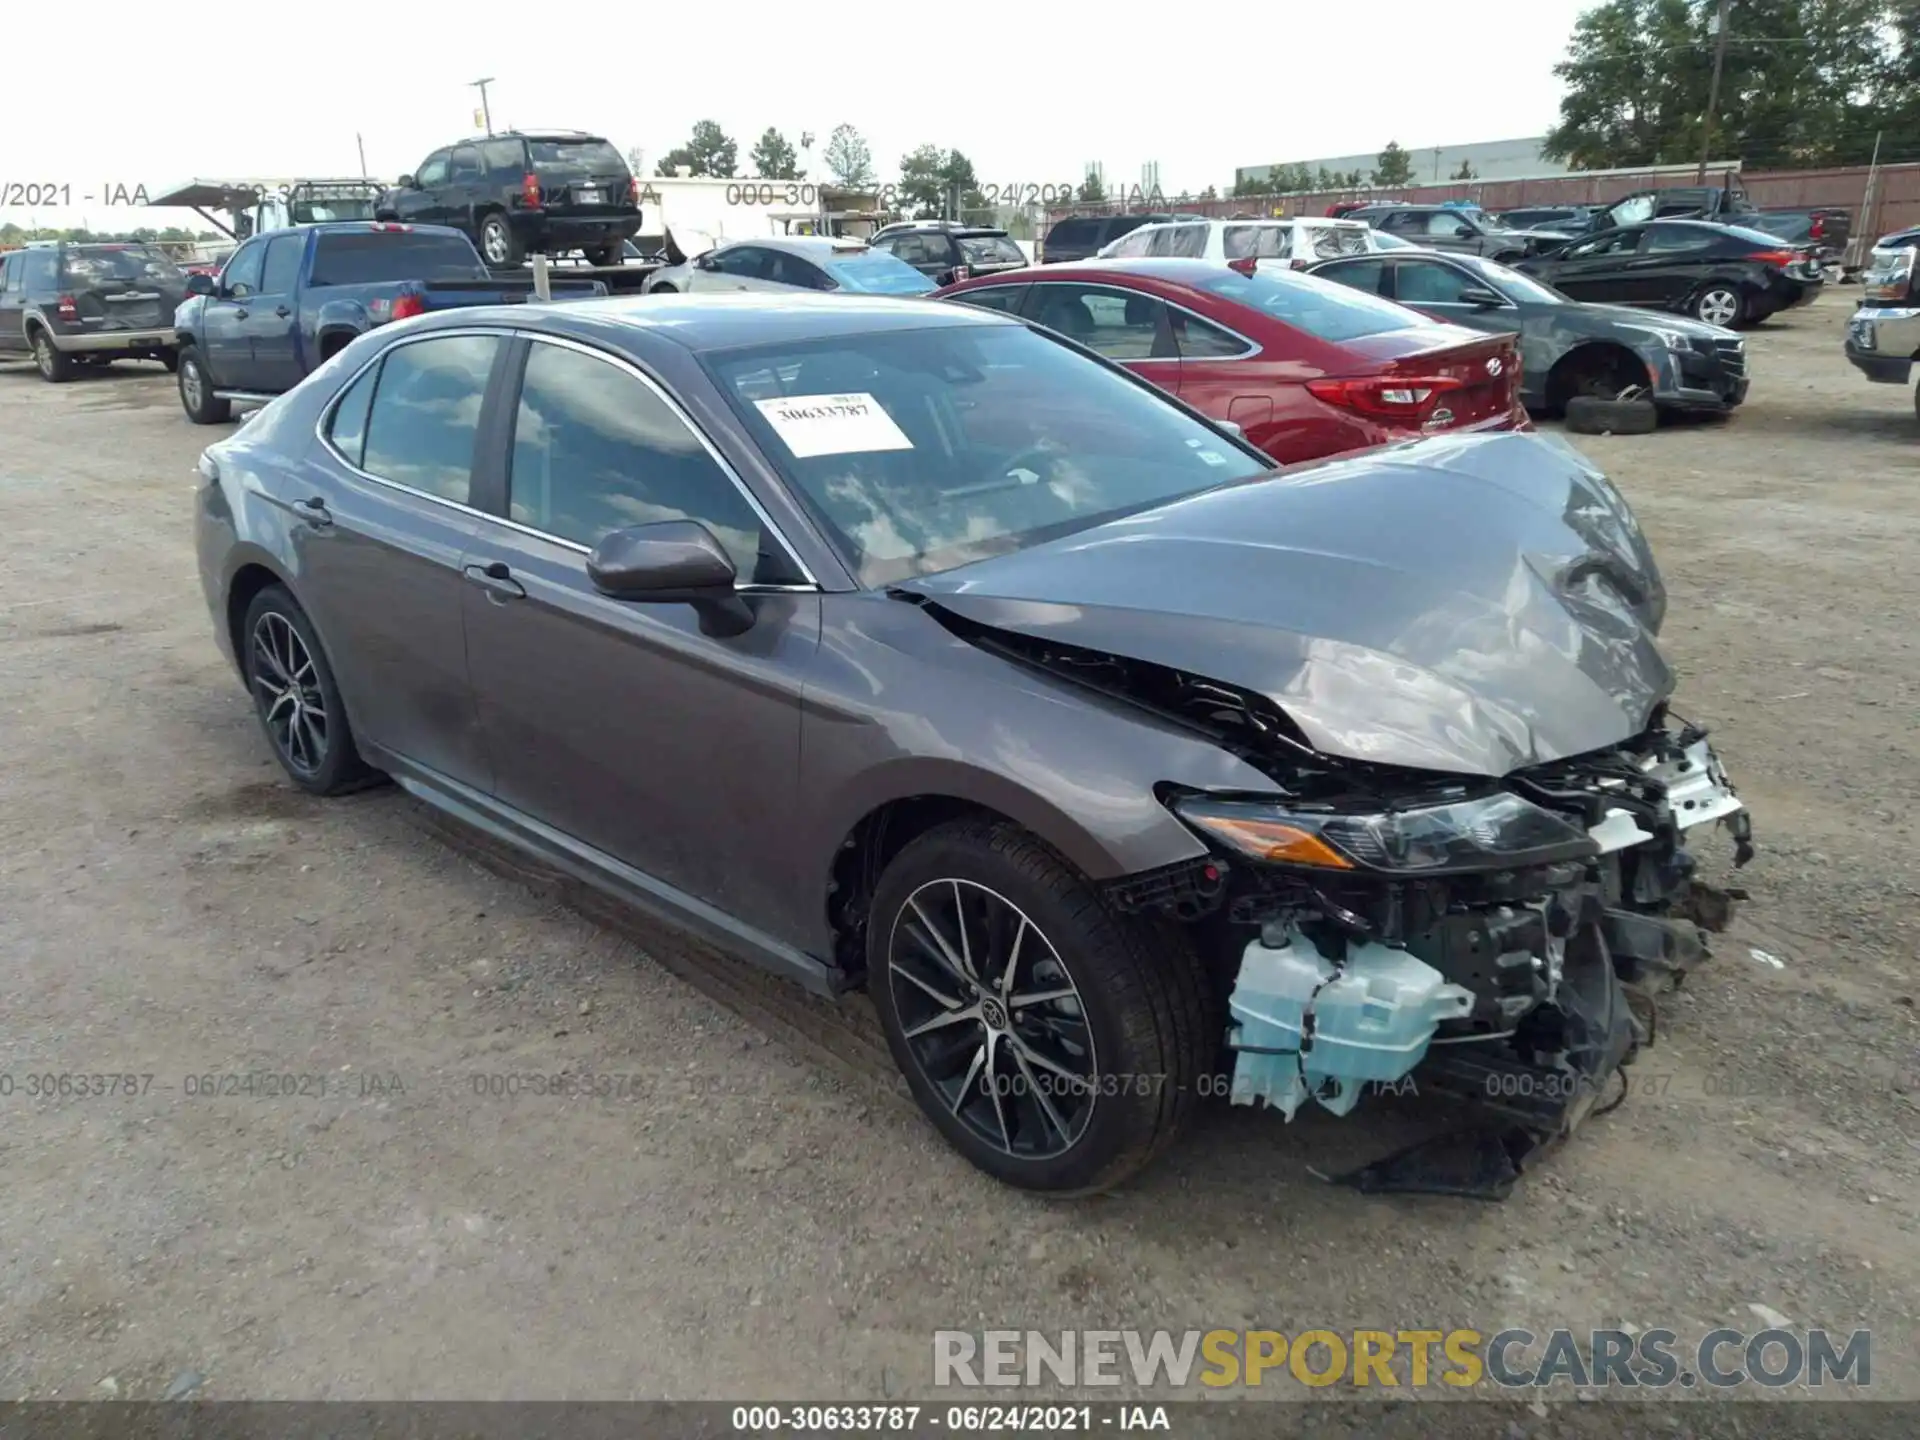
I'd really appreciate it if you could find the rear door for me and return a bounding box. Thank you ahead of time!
[60,244,182,337]
[0,254,24,354]
[1543,227,1644,301]
[446,145,490,235]
[1632,224,1716,305]
[246,232,308,390]
[297,330,504,789]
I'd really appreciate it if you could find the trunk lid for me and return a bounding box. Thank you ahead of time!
[59,245,185,330]
[1332,330,1521,431]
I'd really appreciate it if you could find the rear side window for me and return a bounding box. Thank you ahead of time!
[310,232,485,286]
[326,358,380,468]
[260,235,305,295]
[1151,225,1209,258]
[1191,269,1420,343]
[359,335,501,504]
[1644,224,1710,254]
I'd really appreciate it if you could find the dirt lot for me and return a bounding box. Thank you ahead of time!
[1,290,1915,1417]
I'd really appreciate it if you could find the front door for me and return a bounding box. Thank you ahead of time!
[390,151,452,226]
[458,335,818,936]
[201,237,265,386]
[291,330,506,789]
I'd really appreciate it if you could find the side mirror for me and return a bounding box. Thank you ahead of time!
[397,174,417,190]
[1217,420,1244,438]
[693,253,718,271]
[1453,226,1475,239]
[586,520,753,636]
[1457,286,1505,308]
[184,273,215,297]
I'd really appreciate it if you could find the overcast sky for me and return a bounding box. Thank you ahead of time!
[4,0,1593,230]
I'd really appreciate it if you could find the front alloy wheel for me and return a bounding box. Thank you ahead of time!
[888,879,1098,1160]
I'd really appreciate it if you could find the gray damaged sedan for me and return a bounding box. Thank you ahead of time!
[1309,248,1749,417]
[195,293,1754,1197]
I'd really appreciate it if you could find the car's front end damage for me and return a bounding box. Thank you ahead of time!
[901,429,1756,1197]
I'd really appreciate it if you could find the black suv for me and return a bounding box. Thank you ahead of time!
[376,131,641,268]
[0,242,187,383]
[867,223,1027,286]
[1037,212,1204,264]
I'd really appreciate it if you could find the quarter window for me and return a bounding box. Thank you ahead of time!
[326,359,380,467]
[507,342,771,577]
[1170,310,1250,358]
[359,335,500,505]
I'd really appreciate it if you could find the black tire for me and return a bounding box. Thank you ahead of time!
[649,282,677,294]
[30,328,74,383]
[240,585,377,796]
[479,212,525,268]
[584,243,622,267]
[158,349,179,373]
[867,819,1211,1194]
[177,345,231,424]
[1565,394,1659,436]
[1691,283,1747,328]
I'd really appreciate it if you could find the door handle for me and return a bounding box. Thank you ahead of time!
[463,561,526,600]
[275,306,292,319]
[289,496,332,528]
[234,308,249,320]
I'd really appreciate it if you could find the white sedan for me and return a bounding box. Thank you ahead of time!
[645,236,937,296]
[1097,217,1404,268]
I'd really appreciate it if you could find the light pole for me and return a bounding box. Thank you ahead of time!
[1696,0,1732,185]
[470,78,495,136]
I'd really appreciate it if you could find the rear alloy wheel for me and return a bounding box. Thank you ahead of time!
[242,586,375,796]
[480,213,525,268]
[31,330,74,383]
[1693,285,1745,328]
[868,820,1211,1194]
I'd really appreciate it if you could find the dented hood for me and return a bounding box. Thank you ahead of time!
[901,431,1671,777]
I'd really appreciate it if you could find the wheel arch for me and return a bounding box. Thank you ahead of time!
[223,553,296,678]
[1544,340,1653,411]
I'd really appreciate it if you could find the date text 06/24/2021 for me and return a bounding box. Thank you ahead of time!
[2,183,150,208]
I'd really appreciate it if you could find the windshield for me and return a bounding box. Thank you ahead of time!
[958,234,1024,265]
[1190,267,1423,343]
[822,251,936,295]
[705,324,1269,586]
[526,139,628,175]
[61,245,183,285]
[309,232,487,285]
[1470,257,1568,305]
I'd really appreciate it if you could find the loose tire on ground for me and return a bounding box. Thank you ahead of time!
[177,346,231,424]
[240,585,378,796]
[867,818,1212,1194]
[1565,394,1659,436]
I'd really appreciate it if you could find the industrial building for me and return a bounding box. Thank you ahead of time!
[1236,135,1567,189]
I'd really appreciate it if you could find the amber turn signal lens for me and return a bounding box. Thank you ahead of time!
[1198,816,1354,869]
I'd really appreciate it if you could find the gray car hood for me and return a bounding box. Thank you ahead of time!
[901,431,1671,778]
[1577,304,1735,341]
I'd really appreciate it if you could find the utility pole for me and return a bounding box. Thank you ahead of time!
[470,78,495,136]
[356,133,369,179]
[1696,0,1732,184]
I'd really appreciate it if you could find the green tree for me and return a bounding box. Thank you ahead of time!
[1451,159,1478,180]
[750,128,804,180]
[823,124,876,188]
[1197,184,1219,200]
[1372,141,1414,187]
[896,145,982,217]
[1077,168,1106,203]
[1544,0,1897,169]
[1231,172,1271,199]
[656,120,737,178]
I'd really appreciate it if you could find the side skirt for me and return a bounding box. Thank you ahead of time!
[370,748,847,999]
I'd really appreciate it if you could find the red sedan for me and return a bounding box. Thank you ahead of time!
[934,257,1526,465]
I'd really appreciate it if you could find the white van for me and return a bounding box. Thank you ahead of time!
[1096,217,1391,268]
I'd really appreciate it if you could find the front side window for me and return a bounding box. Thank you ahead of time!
[415,151,451,188]
[1393,260,1479,305]
[360,335,501,504]
[706,324,1270,586]
[508,342,769,575]
[221,240,266,296]
[1423,211,1473,237]
[710,246,768,278]
[1644,224,1708,255]
[1105,229,1154,258]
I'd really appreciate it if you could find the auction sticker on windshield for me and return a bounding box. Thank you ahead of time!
[754,393,915,458]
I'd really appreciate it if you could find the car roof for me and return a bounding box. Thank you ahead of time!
[1006,257,1283,289]
[239,221,472,243]
[718,235,870,258]
[420,291,1013,353]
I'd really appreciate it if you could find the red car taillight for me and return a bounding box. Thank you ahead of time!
[1749,249,1797,268]
[390,292,428,321]
[523,173,541,207]
[950,265,971,282]
[1810,215,1826,240]
[56,293,78,321]
[1306,374,1464,421]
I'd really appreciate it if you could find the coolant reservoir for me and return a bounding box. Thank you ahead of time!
[1227,927,1474,1119]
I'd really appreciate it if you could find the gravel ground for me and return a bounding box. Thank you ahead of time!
[0,290,1914,1420]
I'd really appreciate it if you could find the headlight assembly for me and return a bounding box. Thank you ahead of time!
[1171,791,1597,875]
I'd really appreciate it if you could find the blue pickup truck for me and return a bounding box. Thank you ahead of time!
[173,221,606,423]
